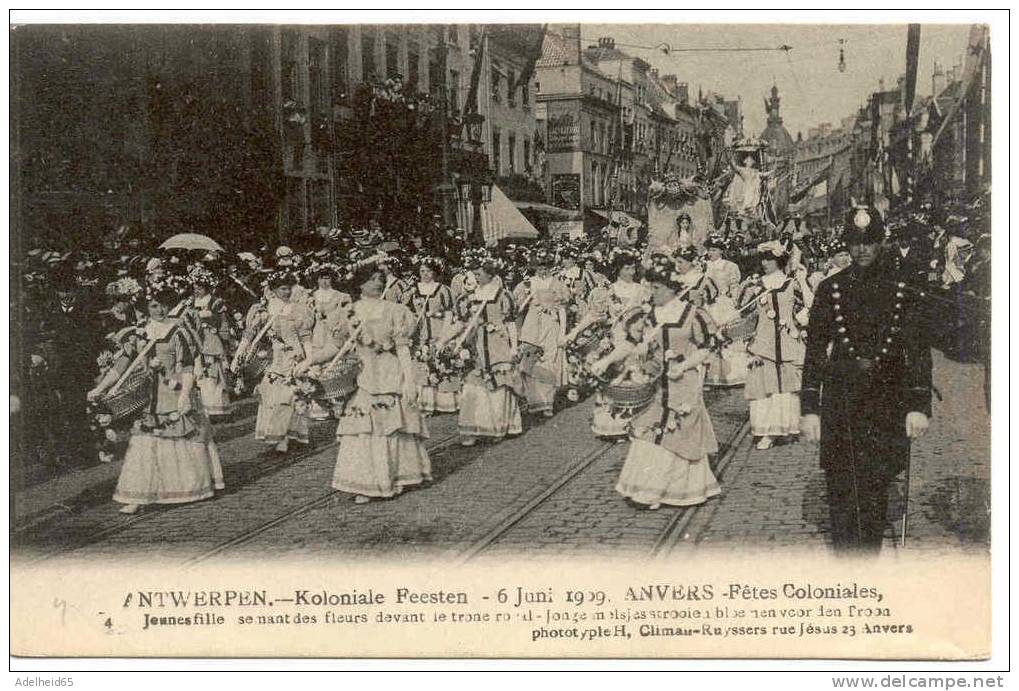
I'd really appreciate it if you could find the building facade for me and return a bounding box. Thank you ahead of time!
[12,23,544,249]
[535,28,706,223]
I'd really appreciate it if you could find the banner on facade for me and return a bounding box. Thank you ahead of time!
[551,174,581,210]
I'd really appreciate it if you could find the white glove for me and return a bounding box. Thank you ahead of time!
[905,412,929,439]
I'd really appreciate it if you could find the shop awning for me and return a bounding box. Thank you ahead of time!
[512,199,579,218]
[480,185,540,243]
[590,208,643,228]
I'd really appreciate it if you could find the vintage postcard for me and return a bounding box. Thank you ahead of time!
[9,14,997,661]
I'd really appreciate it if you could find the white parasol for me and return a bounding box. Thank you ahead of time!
[159,233,224,252]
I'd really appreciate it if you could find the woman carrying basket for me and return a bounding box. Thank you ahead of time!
[597,254,721,509]
[586,248,650,439]
[404,256,459,414]
[702,235,749,387]
[296,259,431,504]
[514,248,571,418]
[234,271,314,454]
[89,288,224,515]
[307,264,353,420]
[444,255,523,447]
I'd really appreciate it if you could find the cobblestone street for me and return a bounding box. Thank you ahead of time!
[11,351,989,565]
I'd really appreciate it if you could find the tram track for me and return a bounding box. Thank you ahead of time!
[19,433,346,565]
[646,415,751,560]
[20,393,752,567]
[456,406,751,564]
[450,439,621,564]
[181,431,463,568]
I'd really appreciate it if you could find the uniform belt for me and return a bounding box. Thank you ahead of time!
[831,358,875,376]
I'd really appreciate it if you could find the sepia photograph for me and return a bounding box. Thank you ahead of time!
[8,11,1002,665]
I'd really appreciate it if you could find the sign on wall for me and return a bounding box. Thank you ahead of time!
[550,173,581,210]
[547,111,580,152]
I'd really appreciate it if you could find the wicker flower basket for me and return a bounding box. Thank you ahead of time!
[603,360,663,409]
[721,311,759,343]
[319,357,361,400]
[242,350,271,385]
[104,370,153,421]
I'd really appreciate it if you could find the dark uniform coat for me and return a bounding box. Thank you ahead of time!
[801,256,933,552]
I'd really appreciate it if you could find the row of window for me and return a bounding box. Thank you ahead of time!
[490,66,530,108]
[491,128,532,176]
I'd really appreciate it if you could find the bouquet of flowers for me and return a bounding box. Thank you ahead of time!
[430,345,472,390]
[105,276,143,300]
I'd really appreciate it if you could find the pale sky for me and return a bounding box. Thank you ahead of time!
[585,23,973,138]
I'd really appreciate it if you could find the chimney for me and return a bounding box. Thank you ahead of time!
[556,23,582,66]
[676,82,689,106]
[598,36,616,50]
[932,61,945,96]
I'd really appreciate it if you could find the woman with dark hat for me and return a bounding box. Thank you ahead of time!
[671,246,721,318]
[296,257,431,504]
[234,270,314,453]
[743,240,812,450]
[598,254,721,509]
[808,237,852,291]
[406,255,460,414]
[514,247,571,417]
[444,253,523,446]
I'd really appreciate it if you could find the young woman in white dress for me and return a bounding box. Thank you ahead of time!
[234,271,314,453]
[701,235,749,387]
[307,266,352,420]
[595,254,721,509]
[514,248,571,418]
[296,262,430,503]
[743,241,814,450]
[90,288,224,514]
[405,256,459,414]
[446,258,523,446]
[588,248,651,438]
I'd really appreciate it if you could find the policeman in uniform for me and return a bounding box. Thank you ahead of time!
[800,206,932,553]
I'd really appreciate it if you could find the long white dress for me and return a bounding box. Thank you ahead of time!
[590,279,652,438]
[744,272,809,436]
[113,320,224,506]
[456,282,523,439]
[615,297,721,507]
[515,275,570,415]
[251,298,314,446]
[703,257,748,386]
[332,298,432,498]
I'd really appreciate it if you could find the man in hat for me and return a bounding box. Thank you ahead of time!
[28,267,103,468]
[800,205,932,553]
[890,219,932,289]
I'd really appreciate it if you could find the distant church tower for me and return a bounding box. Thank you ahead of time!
[760,82,794,163]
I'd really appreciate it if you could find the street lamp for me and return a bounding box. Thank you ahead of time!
[457,110,494,246]
[464,111,486,148]
[458,168,494,247]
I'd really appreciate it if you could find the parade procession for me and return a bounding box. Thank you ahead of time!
[11,21,992,563]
